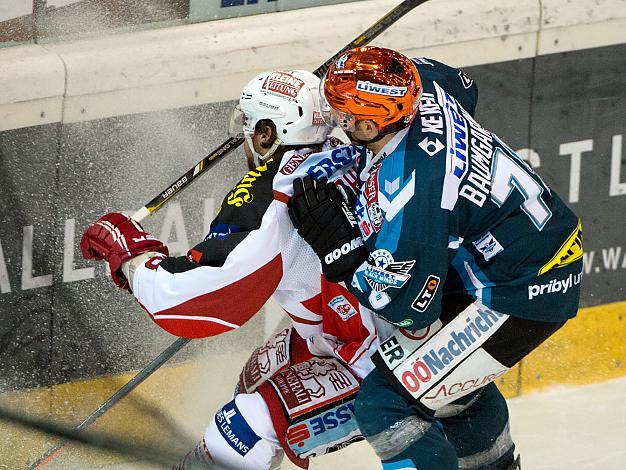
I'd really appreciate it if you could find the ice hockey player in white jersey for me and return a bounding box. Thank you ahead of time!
[81,69,393,469]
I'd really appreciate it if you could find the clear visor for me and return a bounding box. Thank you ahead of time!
[318,74,356,133]
[227,104,249,138]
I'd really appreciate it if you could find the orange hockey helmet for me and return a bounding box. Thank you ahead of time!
[322,46,422,136]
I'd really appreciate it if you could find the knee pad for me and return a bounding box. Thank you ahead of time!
[366,417,457,470]
[457,421,515,470]
[353,370,433,461]
[438,383,514,469]
[204,392,283,470]
[366,414,433,461]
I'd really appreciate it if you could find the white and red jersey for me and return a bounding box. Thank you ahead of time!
[131,137,391,378]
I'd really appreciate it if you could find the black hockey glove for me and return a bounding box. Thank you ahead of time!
[288,175,367,283]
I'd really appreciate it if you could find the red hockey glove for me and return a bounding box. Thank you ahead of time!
[80,212,168,290]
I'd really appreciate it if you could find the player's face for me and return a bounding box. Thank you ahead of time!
[350,119,380,143]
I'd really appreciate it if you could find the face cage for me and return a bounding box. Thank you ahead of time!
[228,104,253,139]
[319,75,358,133]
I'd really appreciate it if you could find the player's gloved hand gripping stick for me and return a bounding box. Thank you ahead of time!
[31,1,432,467]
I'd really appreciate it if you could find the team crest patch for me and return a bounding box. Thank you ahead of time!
[472,231,503,261]
[328,295,358,321]
[364,249,415,292]
[539,219,583,275]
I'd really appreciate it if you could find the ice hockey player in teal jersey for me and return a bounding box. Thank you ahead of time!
[288,46,583,469]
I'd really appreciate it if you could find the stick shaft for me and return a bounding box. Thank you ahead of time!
[30,337,191,469]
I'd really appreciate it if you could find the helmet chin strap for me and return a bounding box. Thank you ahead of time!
[245,135,282,167]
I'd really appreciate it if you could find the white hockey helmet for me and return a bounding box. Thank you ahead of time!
[229,70,332,161]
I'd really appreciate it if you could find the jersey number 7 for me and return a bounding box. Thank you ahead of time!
[490,141,552,231]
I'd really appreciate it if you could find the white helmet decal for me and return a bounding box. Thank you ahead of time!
[231,70,332,154]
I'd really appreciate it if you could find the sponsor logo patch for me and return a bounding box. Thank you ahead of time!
[205,223,241,240]
[269,358,359,418]
[286,401,360,458]
[436,83,470,211]
[365,163,382,232]
[280,152,310,175]
[215,400,261,456]
[538,219,583,275]
[411,275,440,312]
[262,71,305,98]
[227,159,272,207]
[421,348,509,408]
[307,146,358,180]
[312,111,325,125]
[355,203,373,240]
[324,238,364,265]
[356,80,407,96]
[424,367,507,405]
[528,271,582,300]
[378,320,442,369]
[472,231,503,261]
[386,306,508,400]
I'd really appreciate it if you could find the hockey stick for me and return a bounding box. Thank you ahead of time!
[31,0,428,467]
[132,0,428,223]
[29,337,191,469]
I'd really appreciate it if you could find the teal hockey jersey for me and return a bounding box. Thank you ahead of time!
[345,58,583,329]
